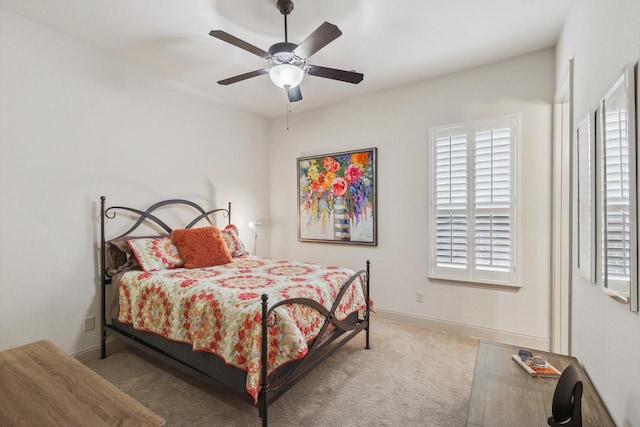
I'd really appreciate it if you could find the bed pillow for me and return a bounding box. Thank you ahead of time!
[106,236,139,274]
[220,224,249,257]
[171,226,233,268]
[126,237,183,271]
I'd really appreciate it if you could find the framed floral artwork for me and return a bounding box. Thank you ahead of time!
[297,148,377,245]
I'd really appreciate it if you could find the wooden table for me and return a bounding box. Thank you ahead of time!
[0,340,165,427]
[466,340,614,427]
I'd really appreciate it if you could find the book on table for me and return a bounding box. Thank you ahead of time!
[511,354,561,378]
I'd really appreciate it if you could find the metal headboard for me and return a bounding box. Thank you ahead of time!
[98,196,231,357]
[101,197,231,240]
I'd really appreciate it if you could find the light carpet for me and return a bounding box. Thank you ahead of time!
[84,316,479,426]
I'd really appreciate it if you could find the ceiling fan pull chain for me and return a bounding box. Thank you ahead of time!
[286,102,290,131]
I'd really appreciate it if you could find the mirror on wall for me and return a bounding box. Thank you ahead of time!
[576,111,596,283]
[599,62,638,312]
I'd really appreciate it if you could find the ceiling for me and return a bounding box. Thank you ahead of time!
[0,0,572,119]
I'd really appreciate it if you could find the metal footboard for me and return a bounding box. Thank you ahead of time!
[259,261,371,426]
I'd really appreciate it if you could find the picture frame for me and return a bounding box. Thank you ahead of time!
[576,111,596,283]
[599,62,637,312]
[297,148,377,245]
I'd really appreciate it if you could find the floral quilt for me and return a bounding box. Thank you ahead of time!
[117,255,368,404]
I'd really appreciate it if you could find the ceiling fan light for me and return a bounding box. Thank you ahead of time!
[269,64,304,89]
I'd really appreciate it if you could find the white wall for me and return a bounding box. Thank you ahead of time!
[268,49,555,349]
[0,10,269,355]
[556,2,640,426]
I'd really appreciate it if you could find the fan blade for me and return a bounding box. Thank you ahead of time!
[287,86,302,102]
[293,22,342,59]
[218,69,269,85]
[306,65,364,84]
[209,30,269,58]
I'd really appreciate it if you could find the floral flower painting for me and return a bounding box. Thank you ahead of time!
[297,148,377,245]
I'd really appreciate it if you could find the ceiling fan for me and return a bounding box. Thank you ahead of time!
[209,0,364,103]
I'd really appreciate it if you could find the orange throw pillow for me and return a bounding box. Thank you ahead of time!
[171,226,233,269]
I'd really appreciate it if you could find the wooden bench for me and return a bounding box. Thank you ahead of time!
[0,340,165,426]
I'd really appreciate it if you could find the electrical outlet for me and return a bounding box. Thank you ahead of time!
[416,291,424,303]
[84,316,95,332]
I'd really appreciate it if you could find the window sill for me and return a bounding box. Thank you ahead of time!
[427,275,522,292]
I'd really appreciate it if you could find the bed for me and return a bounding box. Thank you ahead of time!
[99,196,371,426]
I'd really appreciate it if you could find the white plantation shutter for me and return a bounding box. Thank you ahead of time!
[605,212,630,280]
[603,108,631,288]
[436,214,468,266]
[431,117,517,284]
[474,128,511,272]
[474,214,511,269]
[435,132,468,268]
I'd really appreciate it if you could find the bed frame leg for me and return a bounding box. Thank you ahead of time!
[365,260,371,350]
[101,329,107,359]
[260,293,269,427]
[365,323,370,350]
[100,196,108,359]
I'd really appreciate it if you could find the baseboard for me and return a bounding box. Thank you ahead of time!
[73,338,130,363]
[374,309,551,350]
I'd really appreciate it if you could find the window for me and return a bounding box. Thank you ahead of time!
[430,116,517,285]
